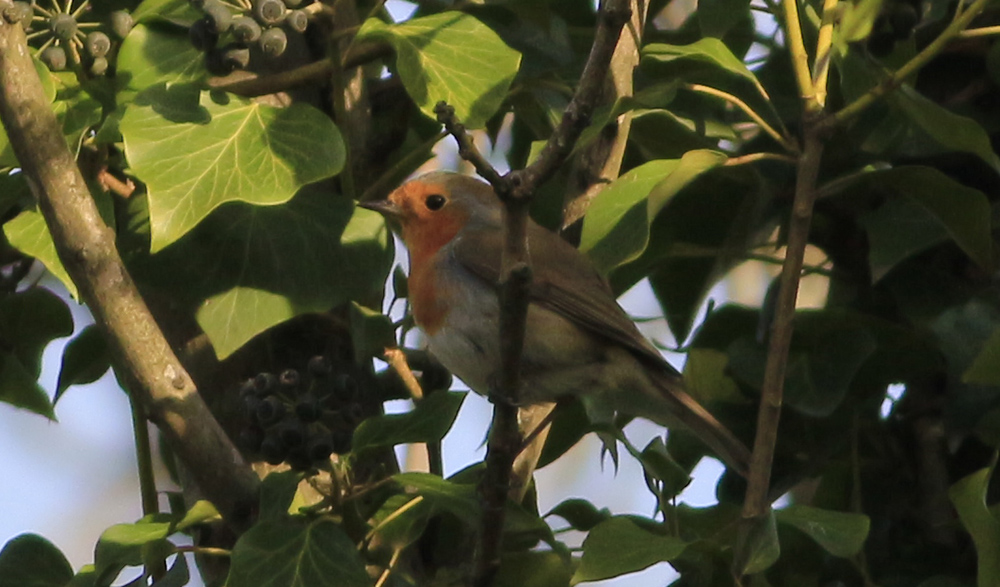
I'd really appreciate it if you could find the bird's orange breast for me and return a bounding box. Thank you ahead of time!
[402,215,465,336]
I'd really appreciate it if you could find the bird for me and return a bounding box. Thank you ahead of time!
[360,171,751,476]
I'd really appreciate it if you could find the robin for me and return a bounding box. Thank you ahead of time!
[361,171,751,476]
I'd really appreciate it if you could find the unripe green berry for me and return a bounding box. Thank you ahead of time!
[40,46,67,71]
[253,0,285,25]
[110,10,134,39]
[232,15,262,43]
[258,26,287,57]
[49,14,78,41]
[85,31,112,58]
[285,9,308,33]
[90,56,109,76]
[203,0,232,33]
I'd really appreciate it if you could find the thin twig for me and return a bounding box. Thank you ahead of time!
[959,25,1000,38]
[0,20,259,530]
[685,83,797,152]
[97,167,135,198]
[725,152,798,166]
[383,347,424,401]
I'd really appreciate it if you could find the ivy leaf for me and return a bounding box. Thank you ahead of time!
[580,150,727,273]
[348,302,396,360]
[776,505,871,558]
[370,494,433,549]
[356,12,521,128]
[120,87,345,251]
[0,534,73,587]
[573,517,687,583]
[353,391,466,452]
[949,461,1000,587]
[735,512,780,575]
[116,23,207,93]
[227,519,369,587]
[55,325,111,402]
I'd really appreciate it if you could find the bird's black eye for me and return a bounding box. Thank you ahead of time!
[425,194,446,211]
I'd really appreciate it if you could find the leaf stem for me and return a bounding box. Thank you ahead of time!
[781,0,817,110]
[685,83,797,153]
[129,394,159,516]
[811,0,838,107]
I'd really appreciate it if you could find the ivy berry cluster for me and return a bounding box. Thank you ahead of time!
[8,0,133,76]
[239,355,362,471]
[188,0,314,74]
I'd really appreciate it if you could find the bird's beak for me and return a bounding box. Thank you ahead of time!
[358,199,403,218]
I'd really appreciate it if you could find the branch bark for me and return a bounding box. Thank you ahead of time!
[0,18,259,529]
[436,2,631,584]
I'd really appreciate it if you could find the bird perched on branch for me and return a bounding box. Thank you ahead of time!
[361,171,751,476]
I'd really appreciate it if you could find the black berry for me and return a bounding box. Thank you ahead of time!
[256,396,286,426]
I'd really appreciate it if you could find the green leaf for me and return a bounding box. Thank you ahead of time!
[227,519,369,587]
[857,166,994,278]
[55,325,111,402]
[393,472,480,523]
[643,38,767,98]
[348,302,396,360]
[259,471,301,521]
[735,512,780,575]
[697,0,751,39]
[132,0,197,24]
[949,461,1000,587]
[834,0,885,48]
[353,391,465,452]
[120,88,345,251]
[495,552,572,587]
[94,520,173,586]
[727,315,878,417]
[546,499,611,532]
[965,327,1000,385]
[0,534,73,587]
[370,494,433,549]
[4,187,116,298]
[0,355,54,420]
[573,517,686,583]
[152,554,189,587]
[356,12,521,128]
[0,287,73,378]
[775,505,871,558]
[116,24,207,93]
[580,150,727,273]
[891,86,1000,173]
[174,500,221,532]
[163,195,391,359]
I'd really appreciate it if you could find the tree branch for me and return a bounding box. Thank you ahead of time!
[435,2,631,584]
[0,18,259,529]
[742,132,824,520]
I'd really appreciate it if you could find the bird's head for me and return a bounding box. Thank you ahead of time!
[360,172,500,258]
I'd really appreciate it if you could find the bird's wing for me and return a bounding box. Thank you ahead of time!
[451,221,676,373]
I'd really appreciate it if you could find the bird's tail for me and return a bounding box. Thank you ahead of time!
[626,370,752,478]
